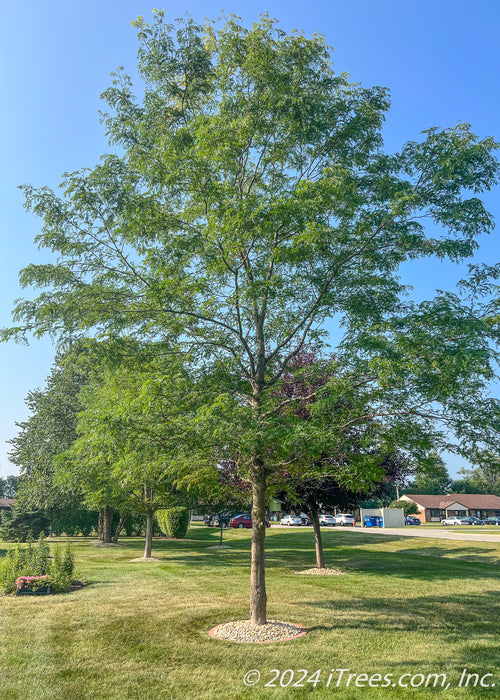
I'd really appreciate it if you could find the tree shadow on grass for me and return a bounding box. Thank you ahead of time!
[397,546,500,566]
[149,543,500,584]
[300,589,500,639]
[100,532,500,584]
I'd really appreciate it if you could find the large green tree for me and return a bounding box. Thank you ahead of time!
[8,340,131,542]
[8,343,91,515]
[3,14,500,624]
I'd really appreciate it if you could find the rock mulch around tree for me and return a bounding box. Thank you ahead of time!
[294,567,346,575]
[209,620,307,643]
[128,557,161,562]
[90,541,121,547]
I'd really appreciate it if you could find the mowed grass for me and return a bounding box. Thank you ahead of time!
[1,526,499,700]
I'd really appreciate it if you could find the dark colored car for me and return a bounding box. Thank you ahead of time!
[205,512,231,527]
[299,513,312,526]
[229,513,270,528]
[465,516,485,526]
[405,516,421,526]
[483,516,500,525]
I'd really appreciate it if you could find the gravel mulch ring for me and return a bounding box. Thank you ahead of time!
[128,557,161,562]
[206,545,232,549]
[209,620,307,643]
[90,541,121,547]
[294,567,346,575]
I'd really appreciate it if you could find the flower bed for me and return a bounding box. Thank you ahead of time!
[0,534,76,595]
[15,575,52,595]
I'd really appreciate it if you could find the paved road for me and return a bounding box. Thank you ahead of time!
[270,524,500,542]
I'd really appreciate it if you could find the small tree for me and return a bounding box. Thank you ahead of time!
[65,356,201,558]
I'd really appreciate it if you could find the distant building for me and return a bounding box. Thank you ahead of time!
[401,494,500,522]
[0,498,14,511]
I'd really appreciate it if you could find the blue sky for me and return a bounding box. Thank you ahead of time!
[1,0,499,478]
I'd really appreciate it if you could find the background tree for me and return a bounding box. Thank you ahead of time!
[278,450,411,568]
[406,455,452,495]
[65,357,201,558]
[3,14,499,624]
[0,476,19,499]
[0,503,50,541]
[451,451,500,495]
[7,343,100,532]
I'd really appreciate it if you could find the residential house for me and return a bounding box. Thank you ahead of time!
[401,494,500,522]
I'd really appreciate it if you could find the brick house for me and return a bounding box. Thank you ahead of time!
[401,494,500,522]
[0,498,14,512]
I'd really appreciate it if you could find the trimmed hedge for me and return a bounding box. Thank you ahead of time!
[156,507,189,539]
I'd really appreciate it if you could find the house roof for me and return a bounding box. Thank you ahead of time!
[0,498,14,509]
[403,494,500,510]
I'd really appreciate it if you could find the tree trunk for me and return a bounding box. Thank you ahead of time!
[112,513,128,544]
[250,459,267,625]
[311,509,325,569]
[100,505,114,544]
[144,511,153,558]
[98,508,104,541]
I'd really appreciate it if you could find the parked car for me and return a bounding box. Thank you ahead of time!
[441,516,470,526]
[205,513,231,527]
[280,514,302,526]
[465,516,485,526]
[299,513,312,526]
[335,513,355,526]
[405,515,421,526]
[229,513,270,528]
[318,514,336,526]
[483,516,500,525]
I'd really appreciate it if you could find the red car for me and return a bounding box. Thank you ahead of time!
[229,513,271,528]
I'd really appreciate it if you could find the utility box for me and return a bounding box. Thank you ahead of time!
[360,507,404,528]
[381,507,404,528]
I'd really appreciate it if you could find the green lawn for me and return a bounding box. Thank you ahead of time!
[1,525,499,699]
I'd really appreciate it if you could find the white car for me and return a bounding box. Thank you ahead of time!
[318,514,336,526]
[441,516,470,526]
[335,513,355,526]
[280,515,302,526]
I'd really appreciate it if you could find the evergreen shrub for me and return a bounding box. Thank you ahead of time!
[156,507,189,539]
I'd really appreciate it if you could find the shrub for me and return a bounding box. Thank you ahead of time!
[0,534,76,594]
[389,499,419,516]
[156,507,189,539]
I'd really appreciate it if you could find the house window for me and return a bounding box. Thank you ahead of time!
[430,509,440,518]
